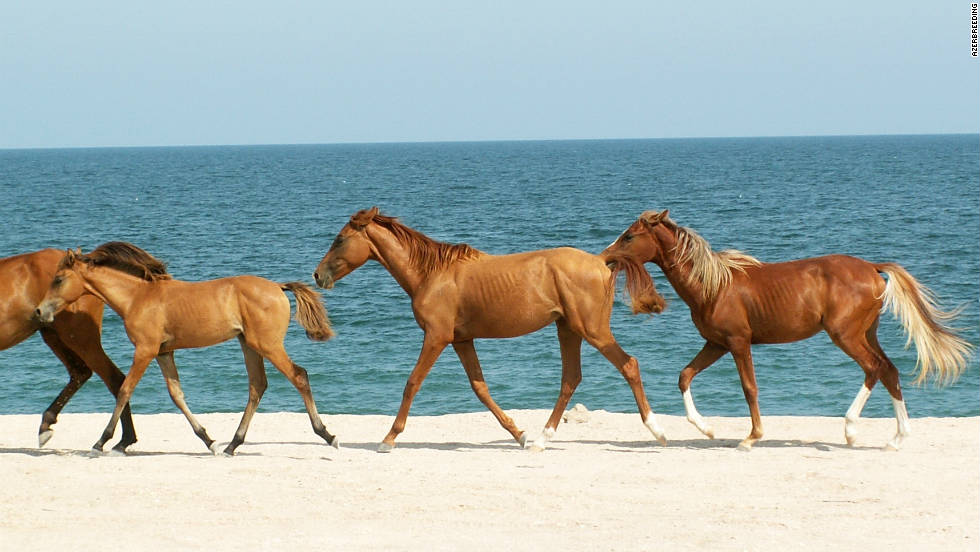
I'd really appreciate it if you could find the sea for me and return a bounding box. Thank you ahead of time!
[1,135,978,422]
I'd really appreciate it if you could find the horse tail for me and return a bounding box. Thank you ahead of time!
[281,282,335,342]
[605,253,666,315]
[875,263,972,386]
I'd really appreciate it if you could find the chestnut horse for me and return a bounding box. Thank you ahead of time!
[1,249,136,451]
[313,207,667,452]
[602,210,973,451]
[34,242,337,455]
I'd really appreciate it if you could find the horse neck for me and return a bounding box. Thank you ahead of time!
[78,265,151,319]
[649,226,709,309]
[364,224,426,297]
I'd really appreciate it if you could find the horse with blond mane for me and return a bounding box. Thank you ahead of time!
[34,242,337,455]
[602,210,972,451]
[1,249,137,450]
[314,207,668,452]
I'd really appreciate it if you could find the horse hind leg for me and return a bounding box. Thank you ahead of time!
[260,344,338,450]
[524,321,585,452]
[678,341,727,439]
[223,338,269,456]
[451,340,526,447]
[156,353,219,455]
[581,325,666,446]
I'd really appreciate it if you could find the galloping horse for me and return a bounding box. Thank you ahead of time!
[313,207,667,452]
[602,210,973,451]
[34,242,337,455]
[1,249,137,451]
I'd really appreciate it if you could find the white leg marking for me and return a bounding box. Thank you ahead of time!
[643,412,668,445]
[529,427,555,451]
[886,397,912,450]
[683,389,714,438]
[844,385,872,445]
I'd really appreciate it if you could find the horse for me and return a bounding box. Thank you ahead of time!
[1,248,137,451]
[313,207,668,452]
[34,242,337,456]
[601,209,973,451]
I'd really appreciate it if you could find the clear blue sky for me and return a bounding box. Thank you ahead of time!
[1,1,977,148]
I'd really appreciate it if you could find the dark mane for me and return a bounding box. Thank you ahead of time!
[372,214,483,275]
[75,241,172,281]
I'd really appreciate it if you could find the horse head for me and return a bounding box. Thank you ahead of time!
[34,248,88,323]
[602,209,675,266]
[313,207,380,289]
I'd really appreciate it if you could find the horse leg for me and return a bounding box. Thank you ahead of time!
[38,328,92,447]
[729,341,763,451]
[156,352,218,454]
[260,345,337,451]
[54,314,136,453]
[451,340,525,446]
[381,335,449,452]
[678,341,727,439]
[581,327,666,446]
[223,338,269,456]
[93,348,155,453]
[526,320,585,451]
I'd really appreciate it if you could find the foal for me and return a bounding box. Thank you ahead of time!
[603,210,972,450]
[35,242,336,455]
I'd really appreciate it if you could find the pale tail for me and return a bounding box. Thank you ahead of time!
[876,263,973,386]
[281,282,335,342]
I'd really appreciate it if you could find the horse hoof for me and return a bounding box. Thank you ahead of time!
[656,434,668,446]
[704,429,715,440]
[208,442,222,456]
[736,441,754,452]
[377,442,394,453]
[518,433,528,448]
[106,448,127,457]
[38,430,54,448]
[329,437,341,449]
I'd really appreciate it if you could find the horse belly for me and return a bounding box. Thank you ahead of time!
[454,300,559,340]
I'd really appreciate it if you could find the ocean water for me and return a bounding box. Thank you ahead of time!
[0,135,977,423]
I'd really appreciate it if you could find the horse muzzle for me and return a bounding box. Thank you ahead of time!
[313,271,334,290]
[33,302,58,324]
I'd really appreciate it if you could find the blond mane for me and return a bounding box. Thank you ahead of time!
[372,214,483,276]
[668,220,760,302]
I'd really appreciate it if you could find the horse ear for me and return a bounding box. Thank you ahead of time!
[642,210,669,226]
[350,206,379,229]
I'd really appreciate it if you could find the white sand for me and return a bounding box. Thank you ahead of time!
[1,410,977,551]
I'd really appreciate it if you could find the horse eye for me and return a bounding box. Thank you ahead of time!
[52,277,62,286]
[623,234,634,242]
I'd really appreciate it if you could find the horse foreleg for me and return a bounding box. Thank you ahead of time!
[93,349,154,454]
[678,341,727,439]
[451,341,525,446]
[157,353,218,454]
[38,328,91,447]
[381,336,448,452]
[730,343,763,451]
[589,335,666,446]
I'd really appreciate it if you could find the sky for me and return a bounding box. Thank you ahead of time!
[1,1,977,148]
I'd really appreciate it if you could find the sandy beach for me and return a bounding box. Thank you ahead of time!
[1,409,976,551]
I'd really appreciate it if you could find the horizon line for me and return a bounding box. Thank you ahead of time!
[2,131,977,152]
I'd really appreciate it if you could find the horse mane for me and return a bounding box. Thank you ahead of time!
[371,214,483,276]
[660,214,760,302]
[73,241,173,281]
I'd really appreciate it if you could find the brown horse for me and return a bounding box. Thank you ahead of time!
[602,210,973,451]
[34,242,337,455]
[313,207,667,452]
[1,249,137,451]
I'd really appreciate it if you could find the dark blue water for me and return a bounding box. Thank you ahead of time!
[1,135,977,421]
